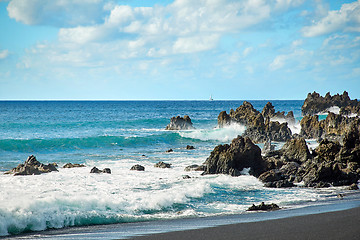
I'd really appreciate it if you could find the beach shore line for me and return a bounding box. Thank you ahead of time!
[129,206,360,240]
[5,192,360,240]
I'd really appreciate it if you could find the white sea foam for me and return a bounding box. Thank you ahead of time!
[179,124,246,142]
[270,117,301,135]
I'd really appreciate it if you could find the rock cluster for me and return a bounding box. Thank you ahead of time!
[302,91,360,116]
[247,202,280,211]
[90,167,111,174]
[165,115,195,130]
[154,161,171,168]
[202,136,265,177]
[218,101,293,143]
[5,155,58,176]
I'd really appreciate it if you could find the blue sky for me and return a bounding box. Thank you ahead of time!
[0,0,359,100]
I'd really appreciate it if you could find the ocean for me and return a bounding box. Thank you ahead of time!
[0,100,353,237]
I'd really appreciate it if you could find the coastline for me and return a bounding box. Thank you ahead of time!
[5,191,360,240]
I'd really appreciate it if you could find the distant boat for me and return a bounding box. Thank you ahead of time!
[209,95,213,101]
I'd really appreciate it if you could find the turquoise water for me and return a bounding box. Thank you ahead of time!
[1,100,350,236]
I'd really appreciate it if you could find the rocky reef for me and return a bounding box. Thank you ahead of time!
[218,101,293,143]
[203,117,360,188]
[302,91,360,116]
[165,115,195,130]
[5,155,58,176]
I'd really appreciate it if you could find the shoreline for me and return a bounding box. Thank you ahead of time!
[5,191,360,240]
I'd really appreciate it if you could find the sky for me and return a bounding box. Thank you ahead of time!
[0,0,359,100]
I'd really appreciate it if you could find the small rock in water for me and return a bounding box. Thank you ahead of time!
[90,167,111,174]
[166,149,173,153]
[154,161,171,168]
[165,115,195,130]
[130,164,145,171]
[247,202,280,211]
[63,163,85,168]
[182,175,191,179]
[6,155,58,176]
[347,183,359,190]
[184,164,206,172]
[186,145,195,150]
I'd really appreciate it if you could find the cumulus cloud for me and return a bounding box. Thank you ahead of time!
[7,0,108,27]
[302,0,360,37]
[0,49,9,59]
[269,49,312,71]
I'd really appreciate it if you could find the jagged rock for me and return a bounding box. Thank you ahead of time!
[302,91,359,116]
[154,161,171,168]
[63,163,85,168]
[130,164,145,171]
[280,138,311,163]
[186,145,195,150]
[218,101,293,143]
[218,111,232,127]
[258,169,283,182]
[184,164,206,171]
[247,202,280,211]
[203,136,266,177]
[262,139,275,155]
[90,167,111,174]
[262,102,295,124]
[264,180,295,188]
[6,155,58,176]
[165,115,195,130]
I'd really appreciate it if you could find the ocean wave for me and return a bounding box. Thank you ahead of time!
[179,124,246,142]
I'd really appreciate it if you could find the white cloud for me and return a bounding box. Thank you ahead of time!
[7,0,107,27]
[0,49,9,59]
[269,49,311,71]
[302,0,360,37]
[173,34,220,53]
[243,47,253,57]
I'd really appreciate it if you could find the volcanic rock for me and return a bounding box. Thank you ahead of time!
[130,164,145,171]
[90,167,111,174]
[154,161,171,168]
[6,155,58,176]
[247,202,280,211]
[63,163,85,168]
[165,115,195,130]
[202,136,266,177]
[184,164,206,171]
[186,145,195,150]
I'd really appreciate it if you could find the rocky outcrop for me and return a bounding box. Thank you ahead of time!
[90,167,111,174]
[262,102,295,124]
[300,112,357,140]
[202,136,266,177]
[63,163,85,168]
[130,164,145,171]
[302,91,360,116]
[154,161,171,168]
[260,127,360,187]
[186,145,195,150]
[218,101,293,143]
[247,202,280,211]
[6,155,58,176]
[165,115,195,130]
[184,164,206,171]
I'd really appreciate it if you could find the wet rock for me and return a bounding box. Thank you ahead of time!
[264,180,295,188]
[63,163,85,168]
[262,139,275,155]
[203,136,266,177]
[247,202,280,211]
[347,183,359,190]
[302,91,359,116]
[182,175,191,179]
[184,164,206,171]
[90,167,111,174]
[280,138,311,163]
[166,149,173,153]
[154,161,171,168]
[6,155,58,176]
[130,164,145,171]
[165,115,195,130]
[186,145,195,150]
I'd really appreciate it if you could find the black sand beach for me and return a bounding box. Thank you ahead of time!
[129,207,360,240]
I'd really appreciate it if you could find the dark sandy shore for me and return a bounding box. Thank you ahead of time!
[129,207,360,240]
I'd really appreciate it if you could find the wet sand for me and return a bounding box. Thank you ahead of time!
[129,207,360,240]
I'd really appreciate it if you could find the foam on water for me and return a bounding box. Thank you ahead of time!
[179,124,246,142]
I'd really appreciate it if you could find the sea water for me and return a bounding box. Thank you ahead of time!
[0,100,352,236]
